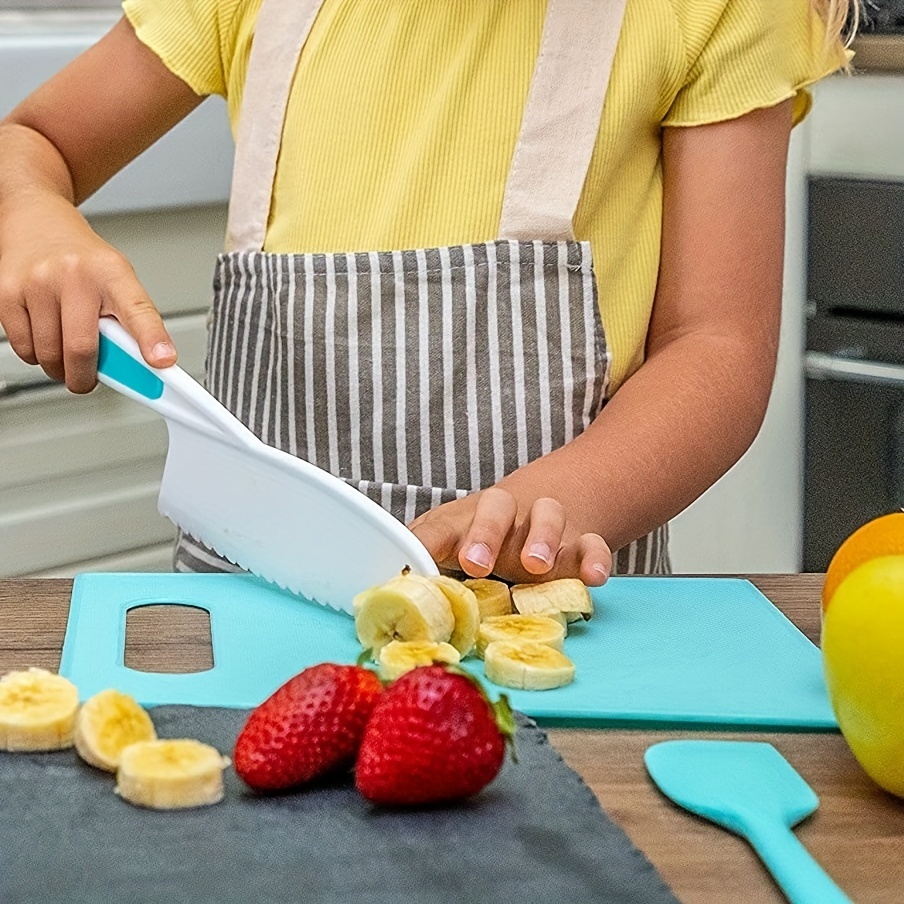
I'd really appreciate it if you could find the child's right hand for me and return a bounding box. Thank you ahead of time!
[0,15,199,393]
[0,190,176,393]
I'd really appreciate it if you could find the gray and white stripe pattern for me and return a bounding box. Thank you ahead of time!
[208,240,606,512]
[175,239,669,576]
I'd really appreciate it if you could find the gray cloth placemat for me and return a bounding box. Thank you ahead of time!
[1,707,678,904]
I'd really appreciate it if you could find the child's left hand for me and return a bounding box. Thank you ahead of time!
[408,486,611,586]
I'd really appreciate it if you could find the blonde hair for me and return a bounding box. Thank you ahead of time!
[812,0,859,48]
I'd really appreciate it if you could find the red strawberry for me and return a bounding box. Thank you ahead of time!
[234,663,382,792]
[354,664,515,806]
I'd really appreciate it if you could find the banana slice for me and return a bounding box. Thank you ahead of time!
[511,578,594,622]
[0,668,79,752]
[378,640,461,681]
[116,739,229,810]
[475,614,566,659]
[74,689,157,772]
[463,578,513,620]
[484,640,575,690]
[535,610,569,630]
[354,574,455,654]
[430,576,480,655]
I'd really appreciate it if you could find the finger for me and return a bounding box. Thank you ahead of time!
[60,270,102,394]
[0,296,38,365]
[103,269,176,368]
[519,496,566,576]
[540,532,610,585]
[457,487,518,577]
[576,533,612,586]
[408,511,461,571]
[24,286,65,382]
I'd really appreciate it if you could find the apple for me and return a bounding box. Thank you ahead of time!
[822,554,904,798]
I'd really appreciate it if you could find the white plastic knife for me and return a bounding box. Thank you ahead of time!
[94,316,438,613]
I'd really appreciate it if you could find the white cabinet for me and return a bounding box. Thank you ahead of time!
[0,9,232,576]
[0,313,209,577]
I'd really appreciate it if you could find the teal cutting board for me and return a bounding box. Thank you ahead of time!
[59,573,838,731]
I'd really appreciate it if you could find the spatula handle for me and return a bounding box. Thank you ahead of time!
[745,818,852,904]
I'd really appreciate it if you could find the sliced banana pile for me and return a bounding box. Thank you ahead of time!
[353,571,594,691]
[78,690,229,810]
[1,669,228,810]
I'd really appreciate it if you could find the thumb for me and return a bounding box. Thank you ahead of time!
[105,283,177,368]
[408,514,461,571]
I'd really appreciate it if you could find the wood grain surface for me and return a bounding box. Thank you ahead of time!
[1,574,903,903]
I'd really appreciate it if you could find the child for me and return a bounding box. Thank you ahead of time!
[0,0,852,584]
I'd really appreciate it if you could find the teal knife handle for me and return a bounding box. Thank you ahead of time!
[97,315,246,442]
[97,327,165,401]
[745,817,852,904]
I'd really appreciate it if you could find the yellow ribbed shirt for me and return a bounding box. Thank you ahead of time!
[123,0,844,389]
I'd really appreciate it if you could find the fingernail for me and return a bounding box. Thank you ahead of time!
[592,563,610,580]
[527,542,552,565]
[151,341,175,362]
[465,543,492,570]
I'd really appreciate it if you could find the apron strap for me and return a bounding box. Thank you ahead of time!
[226,0,325,253]
[226,0,626,252]
[498,0,628,242]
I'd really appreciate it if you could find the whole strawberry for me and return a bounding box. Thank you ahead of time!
[354,664,515,806]
[234,663,382,792]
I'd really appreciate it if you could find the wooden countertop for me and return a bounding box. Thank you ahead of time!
[2,574,903,903]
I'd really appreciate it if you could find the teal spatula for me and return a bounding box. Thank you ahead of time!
[644,741,851,904]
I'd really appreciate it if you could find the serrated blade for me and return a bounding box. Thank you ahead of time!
[158,421,438,613]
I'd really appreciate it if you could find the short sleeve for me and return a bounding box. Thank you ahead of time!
[663,0,850,127]
[121,0,246,98]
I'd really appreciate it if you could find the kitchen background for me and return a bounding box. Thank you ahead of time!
[1,2,902,578]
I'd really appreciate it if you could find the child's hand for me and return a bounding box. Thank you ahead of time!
[409,487,611,586]
[0,192,176,394]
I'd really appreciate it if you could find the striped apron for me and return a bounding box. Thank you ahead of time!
[175,0,670,576]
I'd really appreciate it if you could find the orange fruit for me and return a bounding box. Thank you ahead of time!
[822,555,904,798]
[822,512,904,614]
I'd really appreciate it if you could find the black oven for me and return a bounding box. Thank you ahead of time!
[804,177,904,570]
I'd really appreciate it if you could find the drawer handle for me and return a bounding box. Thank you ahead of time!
[0,375,57,399]
[805,352,904,388]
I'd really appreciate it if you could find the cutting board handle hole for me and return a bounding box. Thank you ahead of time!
[124,604,214,674]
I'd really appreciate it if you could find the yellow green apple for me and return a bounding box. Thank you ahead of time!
[822,554,904,798]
